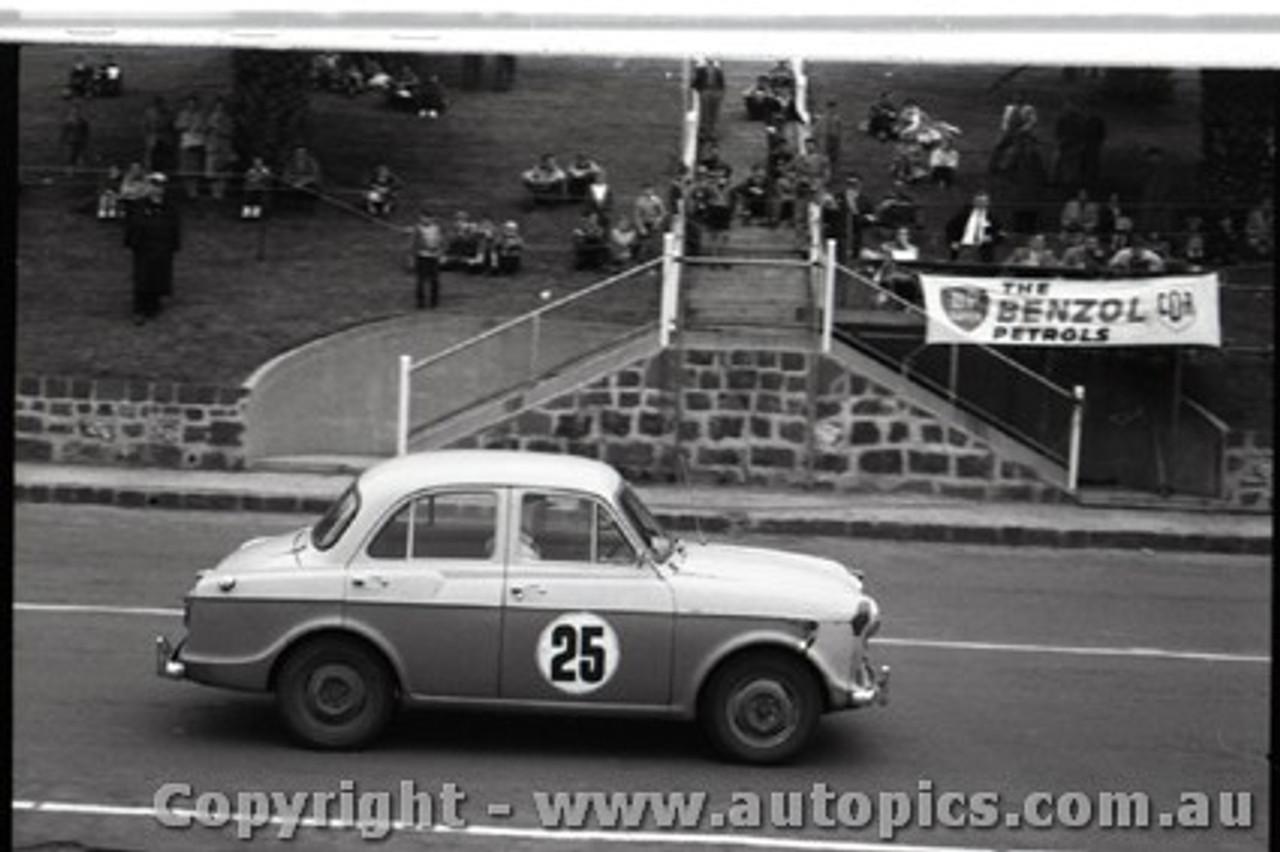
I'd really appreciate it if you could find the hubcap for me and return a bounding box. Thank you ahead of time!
[307,663,366,722]
[727,677,798,748]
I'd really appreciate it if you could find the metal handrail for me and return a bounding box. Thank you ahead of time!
[833,260,1076,401]
[407,258,662,375]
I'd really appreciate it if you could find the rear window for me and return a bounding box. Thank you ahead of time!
[311,485,360,551]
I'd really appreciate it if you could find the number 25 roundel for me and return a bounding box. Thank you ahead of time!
[536,612,620,695]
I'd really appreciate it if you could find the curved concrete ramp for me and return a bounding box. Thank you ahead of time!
[243,313,494,465]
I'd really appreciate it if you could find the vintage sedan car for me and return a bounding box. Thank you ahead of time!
[157,449,888,763]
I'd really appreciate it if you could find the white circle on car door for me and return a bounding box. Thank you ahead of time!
[536,612,620,695]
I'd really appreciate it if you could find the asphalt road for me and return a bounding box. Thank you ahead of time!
[13,504,1270,852]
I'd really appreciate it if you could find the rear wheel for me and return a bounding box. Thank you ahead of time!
[700,651,821,764]
[275,637,396,749]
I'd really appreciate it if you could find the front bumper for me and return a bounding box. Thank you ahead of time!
[155,635,187,680]
[847,660,891,708]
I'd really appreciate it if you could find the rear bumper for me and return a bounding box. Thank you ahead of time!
[155,635,187,680]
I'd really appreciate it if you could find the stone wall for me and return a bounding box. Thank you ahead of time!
[15,376,248,470]
[455,348,1064,502]
[1223,430,1273,511]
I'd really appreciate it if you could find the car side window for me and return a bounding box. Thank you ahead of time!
[520,492,636,565]
[367,491,497,561]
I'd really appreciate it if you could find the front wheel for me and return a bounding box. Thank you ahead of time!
[700,651,821,764]
[275,637,397,750]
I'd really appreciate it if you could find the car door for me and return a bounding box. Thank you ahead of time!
[343,488,505,699]
[499,489,675,707]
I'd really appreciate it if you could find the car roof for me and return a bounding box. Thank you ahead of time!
[357,449,624,499]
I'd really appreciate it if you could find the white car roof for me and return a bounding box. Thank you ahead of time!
[356,449,625,500]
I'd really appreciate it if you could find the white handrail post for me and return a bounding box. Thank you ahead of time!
[660,231,680,348]
[821,238,837,354]
[396,354,412,457]
[1067,384,1086,493]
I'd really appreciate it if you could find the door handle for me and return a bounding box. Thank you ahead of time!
[509,584,546,600]
[351,574,389,589]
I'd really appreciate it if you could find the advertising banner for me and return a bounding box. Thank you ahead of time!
[918,274,1221,347]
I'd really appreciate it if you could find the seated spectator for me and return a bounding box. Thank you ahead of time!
[742,75,778,122]
[93,55,123,97]
[1061,233,1113,274]
[522,153,568,201]
[65,54,94,99]
[241,156,273,220]
[608,214,641,267]
[1096,192,1133,249]
[566,153,605,200]
[279,145,322,211]
[874,183,919,232]
[386,64,422,112]
[573,210,610,270]
[865,91,899,141]
[443,211,487,272]
[1176,215,1208,269]
[733,164,770,224]
[489,221,524,275]
[1207,213,1241,265]
[766,60,795,95]
[771,171,797,227]
[877,225,921,262]
[117,162,151,217]
[1059,187,1099,236]
[364,58,392,92]
[364,163,402,217]
[1244,196,1273,259]
[632,182,668,256]
[1005,233,1059,267]
[697,141,733,181]
[929,138,960,188]
[1109,239,1167,274]
[698,174,735,258]
[97,164,123,220]
[417,74,449,118]
[861,227,922,306]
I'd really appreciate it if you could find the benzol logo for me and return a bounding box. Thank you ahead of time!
[940,286,990,333]
[1156,288,1196,333]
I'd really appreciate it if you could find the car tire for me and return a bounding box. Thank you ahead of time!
[700,650,821,765]
[275,637,397,750]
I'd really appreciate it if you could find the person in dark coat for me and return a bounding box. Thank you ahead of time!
[124,174,182,323]
[946,190,1003,263]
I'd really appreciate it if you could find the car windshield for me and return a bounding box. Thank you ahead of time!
[618,484,674,563]
[311,484,360,551]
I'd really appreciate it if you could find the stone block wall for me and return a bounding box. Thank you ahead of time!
[15,376,249,470]
[455,347,1064,501]
[1223,430,1273,511]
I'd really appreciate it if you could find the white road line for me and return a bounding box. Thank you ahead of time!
[12,798,1070,852]
[13,601,1268,665]
[875,637,1270,665]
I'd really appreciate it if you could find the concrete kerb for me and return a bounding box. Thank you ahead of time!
[12,464,1271,556]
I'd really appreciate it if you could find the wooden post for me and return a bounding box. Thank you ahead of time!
[396,354,411,456]
[1067,384,1086,493]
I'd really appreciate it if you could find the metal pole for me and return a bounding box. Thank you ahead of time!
[1169,348,1182,493]
[531,312,541,384]
[396,354,411,456]
[947,345,959,402]
[660,231,679,348]
[821,238,836,354]
[1067,384,1086,493]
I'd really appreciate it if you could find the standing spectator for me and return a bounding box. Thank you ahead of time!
[584,173,615,228]
[866,91,898,142]
[241,156,272,220]
[96,164,123,220]
[699,174,735,261]
[124,174,182,324]
[572,210,610,270]
[836,174,875,262]
[59,103,90,173]
[409,209,444,309]
[1080,104,1108,189]
[742,76,775,122]
[692,58,726,142]
[174,95,207,199]
[66,54,94,99]
[607,214,641,268]
[816,100,845,179]
[204,96,235,200]
[493,55,517,91]
[1207,213,1241,266]
[791,137,831,227]
[142,95,175,173]
[946,190,1003,263]
[990,91,1038,175]
[280,145,322,211]
[632,182,669,258]
[1176,214,1209,269]
[1052,97,1089,188]
[364,163,403,217]
[1137,146,1175,235]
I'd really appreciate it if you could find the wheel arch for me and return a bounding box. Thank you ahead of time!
[693,640,829,718]
[267,626,405,697]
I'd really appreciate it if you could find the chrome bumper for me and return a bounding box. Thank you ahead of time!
[848,662,891,707]
[155,635,186,680]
